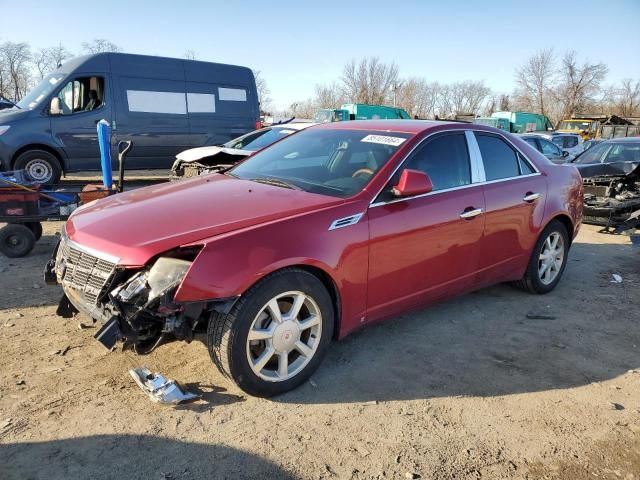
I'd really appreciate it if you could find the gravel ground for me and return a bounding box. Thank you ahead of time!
[0,222,638,480]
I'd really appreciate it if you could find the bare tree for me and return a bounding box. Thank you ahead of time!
[499,94,511,111]
[183,50,196,60]
[514,48,555,116]
[438,80,491,118]
[396,78,440,118]
[81,38,121,54]
[614,78,640,117]
[557,50,607,118]
[341,57,399,105]
[33,43,71,78]
[0,41,32,100]
[313,82,345,109]
[253,70,272,113]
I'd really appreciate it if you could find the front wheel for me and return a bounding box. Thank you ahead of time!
[515,220,569,294]
[14,150,62,184]
[207,269,334,397]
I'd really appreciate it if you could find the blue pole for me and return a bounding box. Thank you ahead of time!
[97,119,112,189]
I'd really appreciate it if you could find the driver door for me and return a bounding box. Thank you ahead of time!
[50,75,111,172]
[366,132,486,322]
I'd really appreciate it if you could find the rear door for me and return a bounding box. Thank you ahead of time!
[472,132,547,286]
[366,131,486,321]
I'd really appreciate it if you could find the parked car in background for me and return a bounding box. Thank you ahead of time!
[0,53,259,184]
[519,134,573,163]
[550,133,583,157]
[571,138,640,227]
[0,96,15,111]
[171,122,316,179]
[48,120,583,397]
[582,138,605,152]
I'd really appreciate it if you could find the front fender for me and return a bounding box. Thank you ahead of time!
[173,202,370,337]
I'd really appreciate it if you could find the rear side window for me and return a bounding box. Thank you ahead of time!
[523,137,539,150]
[475,134,520,180]
[404,133,471,191]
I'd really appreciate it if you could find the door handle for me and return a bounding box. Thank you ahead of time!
[523,192,540,202]
[459,207,483,219]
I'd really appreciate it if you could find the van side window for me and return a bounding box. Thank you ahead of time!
[52,76,104,115]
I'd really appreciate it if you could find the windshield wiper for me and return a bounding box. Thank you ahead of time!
[250,177,301,190]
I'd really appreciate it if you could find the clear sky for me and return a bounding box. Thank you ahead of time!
[2,0,639,110]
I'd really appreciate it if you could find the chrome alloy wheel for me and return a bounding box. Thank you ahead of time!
[246,291,322,382]
[538,232,564,285]
[24,158,53,183]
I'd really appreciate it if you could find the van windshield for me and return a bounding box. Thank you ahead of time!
[17,73,66,110]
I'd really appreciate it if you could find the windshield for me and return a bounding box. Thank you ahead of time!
[559,121,592,132]
[573,142,610,164]
[231,128,411,198]
[16,73,66,110]
[225,127,301,152]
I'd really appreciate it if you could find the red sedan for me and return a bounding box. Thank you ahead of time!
[48,120,583,397]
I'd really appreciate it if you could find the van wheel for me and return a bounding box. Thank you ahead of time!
[0,224,36,258]
[514,220,569,294]
[207,268,334,397]
[14,150,62,184]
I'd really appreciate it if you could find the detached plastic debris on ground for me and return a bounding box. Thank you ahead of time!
[129,367,200,405]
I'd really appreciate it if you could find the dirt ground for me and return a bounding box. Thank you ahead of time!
[0,222,638,480]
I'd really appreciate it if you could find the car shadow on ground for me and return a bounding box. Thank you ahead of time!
[276,241,639,404]
[0,434,297,480]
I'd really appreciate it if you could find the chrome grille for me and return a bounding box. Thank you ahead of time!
[57,237,117,305]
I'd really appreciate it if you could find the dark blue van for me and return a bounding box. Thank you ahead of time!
[0,53,259,183]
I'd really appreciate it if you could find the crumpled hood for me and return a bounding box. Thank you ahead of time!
[66,174,341,266]
[175,145,252,163]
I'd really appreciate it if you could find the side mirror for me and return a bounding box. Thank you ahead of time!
[49,97,62,115]
[562,150,569,157]
[392,169,433,197]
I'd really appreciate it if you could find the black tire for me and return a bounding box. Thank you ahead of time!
[207,268,334,397]
[13,150,62,184]
[0,224,36,258]
[514,220,569,294]
[24,222,43,241]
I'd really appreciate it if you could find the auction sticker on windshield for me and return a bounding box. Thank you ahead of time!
[361,134,407,146]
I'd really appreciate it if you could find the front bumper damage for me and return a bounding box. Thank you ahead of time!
[582,165,640,231]
[45,233,237,353]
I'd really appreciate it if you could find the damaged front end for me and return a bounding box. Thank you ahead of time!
[169,148,250,180]
[581,163,640,229]
[45,231,230,354]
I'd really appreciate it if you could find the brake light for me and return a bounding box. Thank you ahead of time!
[255,120,262,130]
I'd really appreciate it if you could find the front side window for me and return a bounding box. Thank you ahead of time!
[403,133,471,191]
[539,139,562,156]
[523,137,539,150]
[51,76,104,115]
[231,129,411,198]
[475,133,520,180]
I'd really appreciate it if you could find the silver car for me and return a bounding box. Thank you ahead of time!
[519,134,573,164]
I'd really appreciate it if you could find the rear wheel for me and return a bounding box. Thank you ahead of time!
[207,268,334,397]
[515,220,569,294]
[14,150,62,184]
[0,224,36,258]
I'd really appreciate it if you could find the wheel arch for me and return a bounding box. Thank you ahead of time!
[546,214,575,246]
[12,144,66,172]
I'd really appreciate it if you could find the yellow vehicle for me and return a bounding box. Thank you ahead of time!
[556,118,599,140]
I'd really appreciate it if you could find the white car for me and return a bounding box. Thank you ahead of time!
[171,122,316,179]
[524,132,584,157]
[519,134,574,164]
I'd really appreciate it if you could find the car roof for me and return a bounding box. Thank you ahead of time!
[312,119,456,134]
[601,137,640,143]
[270,122,317,130]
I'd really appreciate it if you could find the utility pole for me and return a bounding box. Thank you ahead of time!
[392,82,403,107]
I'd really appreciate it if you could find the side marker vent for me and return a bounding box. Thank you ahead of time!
[328,213,364,231]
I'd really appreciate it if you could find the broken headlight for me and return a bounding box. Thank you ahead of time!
[114,257,192,305]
